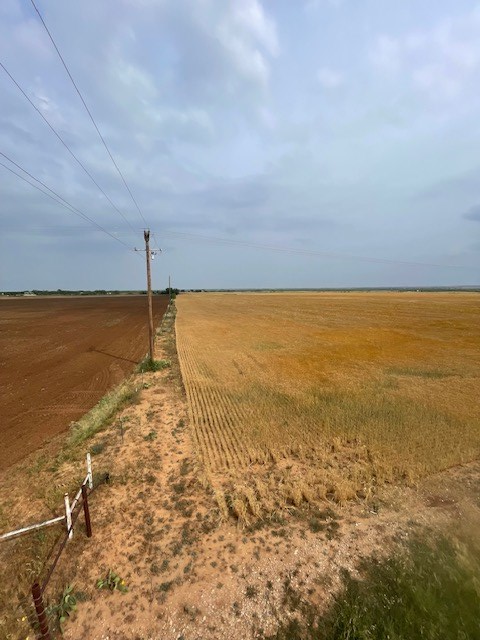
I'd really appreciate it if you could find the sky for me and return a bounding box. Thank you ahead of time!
[0,0,479,290]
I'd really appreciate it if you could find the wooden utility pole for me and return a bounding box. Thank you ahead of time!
[169,274,171,305]
[144,229,155,362]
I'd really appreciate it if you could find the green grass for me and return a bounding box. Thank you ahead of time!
[264,534,480,639]
[67,382,140,449]
[137,358,171,373]
[90,441,106,455]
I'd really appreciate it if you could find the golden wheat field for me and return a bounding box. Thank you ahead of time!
[176,292,480,518]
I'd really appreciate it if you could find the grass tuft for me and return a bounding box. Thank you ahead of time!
[138,358,171,373]
[67,382,140,449]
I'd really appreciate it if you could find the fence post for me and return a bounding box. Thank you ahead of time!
[32,582,51,640]
[86,452,93,490]
[64,493,72,539]
[81,484,92,538]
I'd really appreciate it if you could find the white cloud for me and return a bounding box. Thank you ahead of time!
[232,0,279,56]
[369,35,401,73]
[412,65,459,99]
[147,106,214,143]
[305,0,343,10]
[370,7,480,100]
[258,106,276,129]
[317,67,344,89]
[216,0,279,90]
[9,19,53,60]
[113,61,158,99]
[217,28,270,88]
[0,0,21,19]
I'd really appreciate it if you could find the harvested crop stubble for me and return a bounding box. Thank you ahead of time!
[176,292,480,520]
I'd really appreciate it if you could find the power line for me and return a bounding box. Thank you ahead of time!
[0,157,132,250]
[29,0,149,229]
[152,232,162,253]
[0,61,138,234]
[160,230,474,271]
[0,152,134,251]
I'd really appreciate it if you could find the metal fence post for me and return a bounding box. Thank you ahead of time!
[32,582,51,640]
[64,493,73,539]
[81,484,92,538]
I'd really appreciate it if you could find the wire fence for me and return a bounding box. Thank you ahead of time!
[0,453,95,640]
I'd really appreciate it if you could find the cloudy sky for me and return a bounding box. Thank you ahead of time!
[1,0,479,290]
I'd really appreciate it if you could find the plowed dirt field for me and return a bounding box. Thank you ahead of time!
[0,295,168,470]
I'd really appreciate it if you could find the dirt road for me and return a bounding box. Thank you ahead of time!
[0,295,168,470]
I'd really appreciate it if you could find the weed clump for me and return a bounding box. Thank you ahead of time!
[245,585,258,599]
[47,584,77,633]
[138,358,171,373]
[96,570,128,593]
[144,430,157,441]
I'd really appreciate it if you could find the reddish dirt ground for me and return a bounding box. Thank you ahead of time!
[0,295,168,471]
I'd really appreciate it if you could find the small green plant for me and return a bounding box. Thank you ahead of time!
[246,585,258,599]
[47,584,77,632]
[145,473,156,485]
[172,481,186,494]
[179,459,190,475]
[309,518,325,533]
[159,558,170,573]
[138,358,171,373]
[144,430,157,441]
[96,570,128,593]
[90,441,106,456]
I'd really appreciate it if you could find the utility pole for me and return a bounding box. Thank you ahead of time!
[169,274,171,306]
[144,229,155,363]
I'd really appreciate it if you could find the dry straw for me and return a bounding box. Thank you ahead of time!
[176,292,480,522]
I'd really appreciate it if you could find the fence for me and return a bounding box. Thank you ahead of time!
[0,453,94,640]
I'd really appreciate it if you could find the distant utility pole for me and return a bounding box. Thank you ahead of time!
[144,229,155,363]
[169,274,171,305]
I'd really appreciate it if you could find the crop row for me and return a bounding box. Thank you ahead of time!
[176,330,251,472]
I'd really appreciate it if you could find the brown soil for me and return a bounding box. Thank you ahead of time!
[0,295,168,471]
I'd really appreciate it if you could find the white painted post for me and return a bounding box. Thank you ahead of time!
[87,453,93,490]
[64,493,73,540]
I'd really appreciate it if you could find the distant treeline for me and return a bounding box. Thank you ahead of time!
[0,288,181,297]
[186,286,480,293]
[1,286,478,297]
